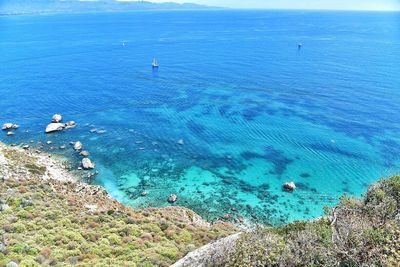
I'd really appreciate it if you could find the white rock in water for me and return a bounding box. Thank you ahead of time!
[2,123,13,130]
[52,114,63,123]
[45,123,65,133]
[168,194,178,203]
[82,158,95,170]
[74,141,83,150]
[283,182,296,191]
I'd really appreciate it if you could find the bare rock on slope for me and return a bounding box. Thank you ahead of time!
[171,233,242,267]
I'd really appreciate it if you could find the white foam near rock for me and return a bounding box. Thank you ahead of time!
[52,114,63,123]
[82,158,95,169]
[45,123,65,133]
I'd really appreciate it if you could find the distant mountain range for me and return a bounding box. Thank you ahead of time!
[0,0,218,15]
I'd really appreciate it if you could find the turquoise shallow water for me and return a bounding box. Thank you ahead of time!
[1,10,400,225]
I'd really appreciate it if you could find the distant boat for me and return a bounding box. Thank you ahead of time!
[298,43,303,49]
[152,58,159,69]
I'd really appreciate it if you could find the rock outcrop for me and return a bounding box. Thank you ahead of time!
[283,181,296,191]
[168,194,178,203]
[2,123,18,130]
[74,141,83,150]
[52,114,62,123]
[81,158,95,169]
[171,233,241,267]
[45,123,65,133]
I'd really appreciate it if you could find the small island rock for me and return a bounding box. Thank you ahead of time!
[74,141,83,150]
[283,182,296,191]
[82,158,95,169]
[2,123,13,130]
[52,114,63,123]
[45,123,65,133]
[168,194,178,203]
[2,123,19,130]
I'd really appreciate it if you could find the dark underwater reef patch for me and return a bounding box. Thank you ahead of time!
[240,146,293,177]
[187,120,207,136]
[378,138,400,168]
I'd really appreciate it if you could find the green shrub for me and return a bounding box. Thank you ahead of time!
[363,228,386,245]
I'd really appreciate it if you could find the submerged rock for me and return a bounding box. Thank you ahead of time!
[223,214,232,220]
[283,182,296,191]
[82,158,95,170]
[177,139,185,145]
[52,114,63,123]
[74,141,83,150]
[65,121,77,129]
[45,123,65,133]
[79,150,89,157]
[168,194,178,203]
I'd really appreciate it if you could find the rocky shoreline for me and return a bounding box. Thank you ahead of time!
[0,139,238,266]
[0,141,77,183]
[3,115,97,177]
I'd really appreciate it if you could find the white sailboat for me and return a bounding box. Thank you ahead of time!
[152,58,159,68]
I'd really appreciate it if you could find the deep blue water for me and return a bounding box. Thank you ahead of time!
[1,10,400,225]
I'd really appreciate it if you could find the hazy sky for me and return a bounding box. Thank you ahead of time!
[147,0,400,10]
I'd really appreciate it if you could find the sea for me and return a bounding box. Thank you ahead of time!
[1,10,400,225]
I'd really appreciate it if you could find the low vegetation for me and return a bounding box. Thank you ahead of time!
[0,177,236,267]
[225,175,400,266]
[0,143,236,267]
